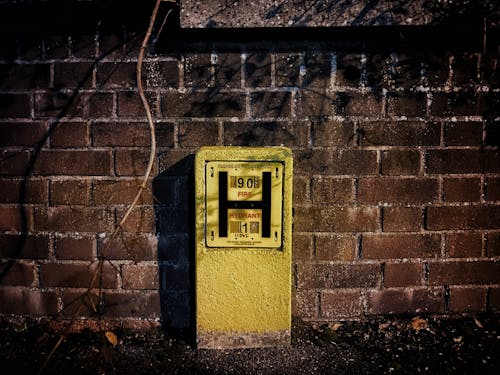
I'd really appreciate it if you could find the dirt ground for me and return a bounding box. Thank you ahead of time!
[1,314,499,374]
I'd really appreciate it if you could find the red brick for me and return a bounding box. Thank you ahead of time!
[34,150,112,176]
[444,121,483,146]
[0,122,48,147]
[443,177,481,202]
[54,236,95,260]
[144,61,179,88]
[312,177,355,205]
[292,234,312,260]
[428,260,500,285]
[214,53,241,88]
[297,92,334,117]
[250,92,291,118]
[0,93,31,118]
[297,262,380,289]
[98,233,157,261]
[0,151,30,176]
[452,53,479,85]
[430,91,480,116]
[0,288,58,316]
[184,54,213,88]
[359,121,439,146]
[275,53,301,87]
[0,63,50,90]
[0,179,48,204]
[427,150,500,174]
[486,232,500,256]
[61,290,100,318]
[50,122,90,148]
[384,263,423,287]
[446,232,483,258]
[315,234,356,261]
[320,290,363,319]
[162,91,245,118]
[294,206,378,232]
[44,34,69,59]
[335,92,383,117]
[97,62,136,88]
[426,205,500,230]
[311,119,354,147]
[179,121,218,147]
[486,177,500,201]
[383,207,422,232]
[0,234,50,259]
[36,91,113,119]
[157,149,193,172]
[34,206,114,233]
[245,51,271,87]
[381,150,421,176]
[92,179,153,205]
[0,261,36,286]
[86,93,114,118]
[93,122,153,147]
[393,53,423,87]
[358,178,438,204]
[50,180,90,205]
[293,290,318,319]
[103,291,160,318]
[40,262,119,288]
[295,150,377,175]
[367,288,444,314]
[115,149,157,176]
[54,62,94,88]
[387,92,427,117]
[490,287,500,311]
[117,206,155,233]
[362,234,440,259]
[449,286,487,313]
[335,53,362,87]
[0,205,32,231]
[117,90,158,118]
[70,33,96,59]
[224,121,307,147]
[122,264,159,290]
[293,176,310,206]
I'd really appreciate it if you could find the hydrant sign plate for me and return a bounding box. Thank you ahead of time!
[205,161,283,248]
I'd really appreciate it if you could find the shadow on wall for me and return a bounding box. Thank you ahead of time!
[153,155,196,343]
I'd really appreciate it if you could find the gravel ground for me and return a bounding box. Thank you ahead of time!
[1,314,499,374]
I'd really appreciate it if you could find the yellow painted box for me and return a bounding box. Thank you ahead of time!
[195,146,293,349]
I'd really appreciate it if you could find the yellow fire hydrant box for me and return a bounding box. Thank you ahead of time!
[195,146,293,349]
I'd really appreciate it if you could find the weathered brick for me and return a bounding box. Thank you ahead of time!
[0,205,32,232]
[250,91,291,118]
[18,35,43,60]
[184,54,213,88]
[55,236,95,260]
[365,54,390,88]
[292,233,312,260]
[443,177,481,202]
[0,151,30,176]
[70,33,96,59]
[98,233,157,261]
[358,178,438,204]
[97,61,136,88]
[178,121,218,147]
[34,150,112,176]
[367,288,444,314]
[295,150,377,175]
[61,290,100,318]
[275,53,301,87]
[293,290,318,319]
[224,121,307,147]
[335,53,362,87]
[294,206,378,232]
[311,177,355,205]
[297,262,380,289]
[486,232,500,257]
[36,91,113,119]
[320,290,363,319]
[485,121,500,147]
[40,262,119,288]
[51,180,90,205]
[393,53,423,87]
[444,121,483,146]
[115,149,156,176]
[362,234,440,259]
[143,60,179,88]
[157,149,193,172]
[117,90,158,118]
[296,91,334,117]
[428,261,500,285]
[44,34,69,60]
[382,206,422,232]
[34,206,114,233]
[0,179,48,204]
[54,62,94,89]
[426,206,500,230]
[155,121,175,147]
[381,150,421,176]
[387,91,427,117]
[490,287,500,311]
[0,93,31,118]
[122,264,159,290]
[486,177,500,201]
[445,232,483,258]
[430,90,480,116]
[0,64,50,90]
[98,31,125,60]
[103,292,160,318]
[214,53,241,88]
[334,92,383,117]
[384,263,424,287]
[423,54,450,87]
[0,122,47,147]
[359,121,440,146]
[93,179,152,206]
[452,53,479,86]
[0,261,36,286]
[449,286,487,313]
[0,234,49,259]
[427,149,500,174]
[116,206,155,233]
[162,91,245,118]
[293,176,310,206]
[311,119,355,147]
[0,288,58,316]
[315,234,356,261]
[245,51,271,87]
[93,122,153,147]
[50,122,90,148]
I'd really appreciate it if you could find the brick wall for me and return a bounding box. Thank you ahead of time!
[0,0,499,331]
